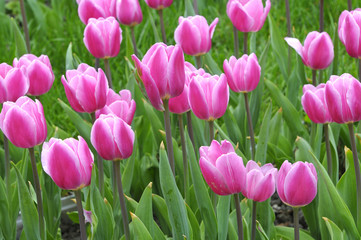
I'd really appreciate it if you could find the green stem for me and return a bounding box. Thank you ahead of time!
[358,58,361,82]
[285,0,291,75]
[19,0,31,53]
[158,9,167,44]
[348,0,352,11]
[178,115,188,200]
[320,0,324,32]
[29,147,44,239]
[312,69,317,86]
[251,201,257,240]
[233,26,239,58]
[186,111,196,154]
[208,120,214,144]
[234,193,244,240]
[195,55,202,69]
[114,161,130,240]
[74,190,87,240]
[104,58,113,89]
[130,27,139,57]
[244,93,255,160]
[193,0,199,14]
[163,99,175,175]
[3,133,10,195]
[348,123,361,232]
[91,113,104,196]
[294,207,299,240]
[95,58,100,70]
[324,124,332,180]
[243,32,248,55]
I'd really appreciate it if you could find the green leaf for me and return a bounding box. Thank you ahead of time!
[11,18,27,57]
[186,203,200,240]
[255,102,272,165]
[275,226,315,240]
[323,217,347,240]
[135,182,153,236]
[121,138,137,195]
[152,194,171,233]
[0,178,13,240]
[65,42,75,70]
[130,213,153,240]
[217,195,231,240]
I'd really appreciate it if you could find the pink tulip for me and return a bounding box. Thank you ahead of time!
[301,84,332,124]
[223,53,261,93]
[188,70,229,121]
[41,136,94,190]
[13,54,54,96]
[338,9,361,58]
[226,0,271,32]
[199,140,246,195]
[144,0,173,9]
[325,73,361,124]
[244,160,277,202]
[174,15,218,56]
[0,96,47,148]
[132,43,185,111]
[61,63,109,113]
[83,17,122,59]
[95,89,136,124]
[77,0,116,24]
[116,0,143,26]
[285,31,334,70]
[277,160,317,207]
[0,63,29,103]
[91,114,135,161]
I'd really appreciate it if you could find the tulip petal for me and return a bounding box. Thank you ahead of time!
[342,14,360,58]
[211,74,229,119]
[188,78,209,120]
[168,45,185,98]
[284,37,303,59]
[91,119,116,160]
[307,33,334,69]
[114,119,134,159]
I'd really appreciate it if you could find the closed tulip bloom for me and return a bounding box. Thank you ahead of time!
[227,0,271,32]
[0,96,47,148]
[325,73,361,124]
[132,43,185,111]
[116,0,143,26]
[0,63,29,103]
[83,17,122,59]
[78,0,116,24]
[338,9,361,58]
[301,84,332,124]
[223,53,261,93]
[61,63,109,113]
[199,140,246,195]
[95,89,136,124]
[91,114,135,160]
[41,136,94,190]
[174,15,218,56]
[188,70,229,121]
[285,31,334,70]
[244,160,277,202]
[144,0,173,9]
[13,54,54,96]
[277,160,317,207]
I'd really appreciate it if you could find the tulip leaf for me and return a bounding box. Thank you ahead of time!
[130,213,153,240]
[184,0,195,16]
[275,226,314,240]
[135,182,153,236]
[121,137,137,195]
[186,203,200,240]
[323,217,348,240]
[217,195,231,240]
[0,178,13,240]
[203,53,222,75]
[10,17,27,57]
[65,42,75,71]
[159,145,190,239]
[255,101,272,164]
[152,194,171,233]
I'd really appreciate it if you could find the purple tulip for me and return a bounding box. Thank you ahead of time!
[0,63,29,103]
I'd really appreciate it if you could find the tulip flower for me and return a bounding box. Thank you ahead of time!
[61,63,109,113]
[95,89,136,124]
[0,63,29,103]
[0,96,47,148]
[338,9,361,59]
[223,53,261,93]
[144,0,173,9]
[83,17,122,59]
[77,0,116,24]
[116,0,143,26]
[13,54,54,96]
[41,136,94,190]
[285,31,334,70]
[227,0,271,32]
[174,15,219,56]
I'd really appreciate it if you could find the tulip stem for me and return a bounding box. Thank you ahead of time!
[158,9,167,44]
[320,0,324,32]
[243,32,248,55]
[163,99,175,175]
[208,120,214,144]
[195,55,202,69]
[91,113,104,196]
[312,69,317,86]
[244,92,255,160]
[324,124,333,180]
[186,111,196,154]
[114,161,130,240]
[233,26,239,58]
[104,58,113,89]
[251,201,257,240]
[178,115,188,199]
[29,147,45,240]
[193,0,199,14]
[348,123,361,232]
[358,58,361,82]
[130,27,139,57]
[285,0,291,75]
[74,190,87,240]
[294,207,299,240]
[348,0,352,11]
[3,133,10,195]
[19,0,31,53]
[95,58,100,70]
[234,193,244,240]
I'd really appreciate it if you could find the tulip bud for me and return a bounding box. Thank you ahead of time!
[227,0,271,32]
[41,136,94,190]
[77,0,116,24]
[0,63,29,103]
[277,160,317,207]
[13,54,54,96]
[144,0,173,10]
[338,9,361,58]
[0,96,47,148]
[83,17,122,59]
[61,63,109,113]
[325,73,361,124]
[91,114,135,161]
[285,31,334,70]
[116,0,143,26]
[223,53,261,93]
[199,140,246,195]
[174,15,218,56]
